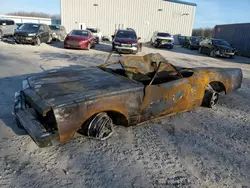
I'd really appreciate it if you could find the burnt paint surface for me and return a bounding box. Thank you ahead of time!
[23,54,243,142]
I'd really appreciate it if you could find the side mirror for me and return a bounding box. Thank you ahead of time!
[138,37,141,40]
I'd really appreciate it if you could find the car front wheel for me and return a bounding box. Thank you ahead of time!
[35,37,41,46]
[209,49,216,57]
[198,47,202,53]
[47,35,52,44]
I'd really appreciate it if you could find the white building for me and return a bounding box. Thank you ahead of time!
[61,0,196,42]
[0,15,52,25]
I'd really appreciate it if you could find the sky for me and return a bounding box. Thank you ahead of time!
[0,0,250,28]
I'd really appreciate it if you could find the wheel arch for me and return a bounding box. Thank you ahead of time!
[209,81,227,94]
[81,110,129,128]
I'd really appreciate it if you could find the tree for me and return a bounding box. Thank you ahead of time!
[192,27,214,37]
[7,11,60,19]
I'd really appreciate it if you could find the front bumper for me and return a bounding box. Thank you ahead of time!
[15,36,35,44]
[216,50,235,57]
[64,41,88,49]
[14,91,52,147]
[114,46,138,53]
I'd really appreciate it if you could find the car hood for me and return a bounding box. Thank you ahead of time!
[215,44,234,50]
[115,38,138,44]
[68,35,88,41]
[15,30,37,36]
[26,67,143,107]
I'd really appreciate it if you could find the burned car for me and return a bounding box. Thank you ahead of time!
[14,53,243,147]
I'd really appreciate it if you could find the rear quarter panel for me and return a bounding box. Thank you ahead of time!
[53,87,144,142]
[188,68,243,106]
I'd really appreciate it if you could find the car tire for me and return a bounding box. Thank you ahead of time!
[47,35,52,44]
[198,47,202,53]
[188,44,192,50]
[209,49,216,57]
[87,42,90,50]
[78,112,114,140]
[229,55,234,59]
[35,37,41,46]
[202,89,219,108]
[96,37,99,44]
[0,30,2,40]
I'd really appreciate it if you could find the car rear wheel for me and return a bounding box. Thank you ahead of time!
[202,85,219,108]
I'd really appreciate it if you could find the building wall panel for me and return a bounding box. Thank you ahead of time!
[61,0,196,42]
[214,23,250,57]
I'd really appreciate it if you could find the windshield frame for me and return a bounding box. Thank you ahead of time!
[49,25,60,30]
[19,23,40,32]
[70,30,89,37]
[86,28,98,33]
[115,30,137,40]
[157,32,171,37]
[212,39,230,46]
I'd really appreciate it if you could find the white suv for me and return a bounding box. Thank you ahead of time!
[150,31,174,49]
[86,27,102,44]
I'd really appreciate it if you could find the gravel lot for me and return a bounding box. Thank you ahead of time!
[0,40,250,188]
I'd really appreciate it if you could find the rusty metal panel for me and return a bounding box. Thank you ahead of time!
[214,23,250,57]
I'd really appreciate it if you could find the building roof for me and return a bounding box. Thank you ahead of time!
[167,0,197,6]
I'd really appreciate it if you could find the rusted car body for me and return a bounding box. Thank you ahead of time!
[14,53,243,147]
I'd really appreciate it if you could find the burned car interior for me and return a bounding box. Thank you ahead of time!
[99,53,194,86]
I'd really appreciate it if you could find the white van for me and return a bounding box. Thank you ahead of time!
[0,19,17,39]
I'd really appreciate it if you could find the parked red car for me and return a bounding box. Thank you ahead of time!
[64,30,95,50]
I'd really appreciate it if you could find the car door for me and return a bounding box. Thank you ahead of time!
[88,32,95,45]
[38,25,46,42]
[138,64,193,123]
[0,20,7,36]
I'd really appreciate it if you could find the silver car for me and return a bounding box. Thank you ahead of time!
[0,19,17,39]
[49,25,67,41]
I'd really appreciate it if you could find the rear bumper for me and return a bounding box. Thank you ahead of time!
[14,92,52,147]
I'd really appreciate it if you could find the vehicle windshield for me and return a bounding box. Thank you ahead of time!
[116,30,137,39]
[87,28,97,33]
[190,37,200,42]
[49,25,60,30]
[19,24,40,32]
[157,32,171,37]
[70,30,89,36]
[212,39,230,46]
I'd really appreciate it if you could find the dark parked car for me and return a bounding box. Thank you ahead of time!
[13,53,242,147]
[112,28,141,54]
[64,29,95,50]
[16,23,23,29]
[199,38,236,58]
[0,19,16,39]
[14,23,52,45]
[49,25,67,41]
[182,36,203,49]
